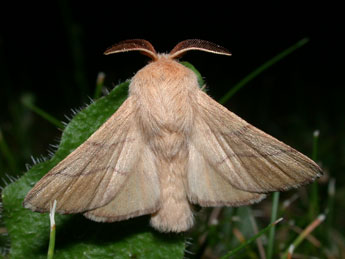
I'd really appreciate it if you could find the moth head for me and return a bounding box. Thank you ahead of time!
[104,39,232,61]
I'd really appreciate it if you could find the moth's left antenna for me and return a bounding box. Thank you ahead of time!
[104,39,158,60]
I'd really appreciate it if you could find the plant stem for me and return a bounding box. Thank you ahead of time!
[94,72,105,99]
[219,38,310,104]
[267,192,280,259]
[309,130,320,220]
[47,200,57,259]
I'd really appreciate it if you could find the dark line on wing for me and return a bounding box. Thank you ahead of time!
[203,124,252,139]
[234,132,300,183]
[206,122,263,188]
[85,138,135,148]
[51,166,128,177]
[217,145,295,165]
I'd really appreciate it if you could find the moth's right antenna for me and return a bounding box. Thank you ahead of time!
[169,39,232,59]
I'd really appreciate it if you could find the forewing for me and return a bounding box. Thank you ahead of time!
[24,97,142,213]
[190,91,322,194]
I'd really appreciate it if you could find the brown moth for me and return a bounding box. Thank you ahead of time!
[23,39,322,232]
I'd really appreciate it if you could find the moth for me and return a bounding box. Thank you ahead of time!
[24,39,322,232]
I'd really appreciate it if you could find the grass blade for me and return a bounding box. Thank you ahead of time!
[21,94,64,130]
[248,209,266,259]
[267,192,280,259]
[282,214,326,259]
[219,38,310,104]
[221,218,283,258]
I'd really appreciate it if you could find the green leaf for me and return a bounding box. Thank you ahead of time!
[2,81,185,258]
[180,61,205,87]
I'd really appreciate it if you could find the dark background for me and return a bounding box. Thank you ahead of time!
[1,2,344,210]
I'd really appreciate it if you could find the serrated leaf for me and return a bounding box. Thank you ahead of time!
[2,80,185,258]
